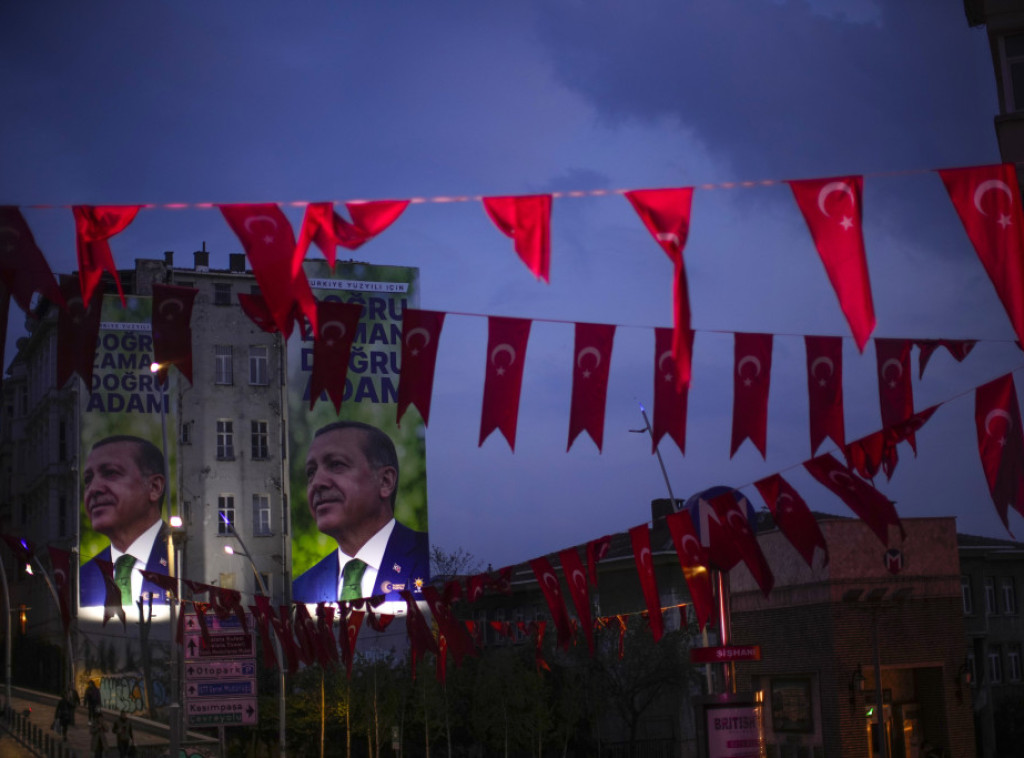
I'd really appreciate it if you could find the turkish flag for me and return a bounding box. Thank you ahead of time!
[653,327,693,454]
[707,491,774,596]
[152,283,198,384]
[422,585,476,665]
[72,205,141,307]
[788,176,875,350]
[568,322,616,451]
[875,339,915,451]
[804,453,905,546]
[47,546,73,635]
[731,332,773,458]
[267,607,300,674]
[0,207,65,312]
[249,601,278,669]
[939,164,1024,346]
[402,589,440,678]
[530,557,574,650]
[309,299,363,413]
[844,430,887,480]
[586,534,612,587]
[482,194,552,282]
[558,547,595,654]
[316,604,339,666]
[340,610,365,676]
[626,188,695,389]
[805,335,845,454]
[479,316,531,450]
[397,309,446,427]
[916,339,976,379]
[665,510,713,631]
[94,559,126,630]
[220,203,318,338]
[237,292,289,334]
[139,569,178,600]
[56,280,102,390]
[465,573,487,603]
[628,525,664,642]
[294,200,409,272]
[754,474,829,568]
[975,373,1024,533]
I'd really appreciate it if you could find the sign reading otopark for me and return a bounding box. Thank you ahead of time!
[287,260,430,604]
[78,294,179,609]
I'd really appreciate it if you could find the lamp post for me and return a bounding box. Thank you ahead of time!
[224,534,287,758]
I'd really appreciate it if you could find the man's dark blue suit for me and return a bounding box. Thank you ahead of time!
[79,523,170,607]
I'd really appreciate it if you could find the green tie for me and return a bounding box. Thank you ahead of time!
[340,559,367,601]
[114,555,136,605]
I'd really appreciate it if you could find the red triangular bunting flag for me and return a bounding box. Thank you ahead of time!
[805,335,845,454]
[558,547,594,654]
[72,205,140,307]
[479,316,531,450]
[731,332,773,458]
[652,327,692,454]
[916,339,975,379]
[482,195,552,282]
[568,322,615,451]
[95,558,127,630]
[237,292,288,334]
[804,453,904,546]
[875,339,915,452]
[152,283,198,384]
[628,525,664,642]
[309,299,363,413]
[707,491,774,596]
[665,510,713,632]
[754,474,829,568]
[397,308,446,427]
[56,280,102,390]
[47,546,73,635]
[529,556,574,651]
[295,200,410,271]
[586,535,612,588]
[975,373,1024,535]
[0,207,65,312]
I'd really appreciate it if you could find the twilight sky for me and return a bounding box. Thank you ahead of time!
[1,1,1022,568]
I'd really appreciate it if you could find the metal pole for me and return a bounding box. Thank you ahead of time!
[872,607,889,758]
[631,403,676,505]
[0,557,11,710]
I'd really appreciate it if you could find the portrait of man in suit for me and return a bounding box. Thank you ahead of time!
[79,435,169,607]
[292,420,429,603]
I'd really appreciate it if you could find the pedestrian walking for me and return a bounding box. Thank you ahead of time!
[54,694,72,740]
[85,680,101,724]
[90,715,107,758]
[112,710,133,758]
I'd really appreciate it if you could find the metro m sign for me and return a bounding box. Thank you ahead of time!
[690,645,762,663]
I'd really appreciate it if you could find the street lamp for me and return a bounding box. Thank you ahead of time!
[223,532,287,758]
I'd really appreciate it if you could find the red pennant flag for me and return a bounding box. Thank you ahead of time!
[844,430,886,480]
[138,569,178,600]
[422,585,476,666]
[754,474,829,568]
[629,525,664,642]
[626,188,695,389]
[558,547,595,654]
[529,557,574,650]
[465,573,487,603]
[804,453,905,546]
[568,322,615,452]
[805,335,845,454]
[938,164,1024,346]
[316,604,340,665]
[707,491,774,596]
[788,176,876,351]
[152,283,198,384]
[0,207,65,312]
[220,203,318,337]
[441,579,463,606]
[652,327,692,454]
[528,621,551,672]
[612,615,628,659]
[95,558,127,630]
[363,608,394,633]
[916,339,976,379]
[56,281,102,390]
[665,510,713,632]
[237,292,290,334]
[488,566,513,594]
[975,373,1024,534]
[402,589,439,679]
[875,339,915,451]
[295,200,409,271]
[47,546,72,635]
[731,333,773,458]
[340,610,365,677]
[251,599,279,670]
[309,299,363,413]
[479,316,531,450]
[586,535,612,587]
[397,309,446,427]
[72,205,140,307]
[482,194,552,282]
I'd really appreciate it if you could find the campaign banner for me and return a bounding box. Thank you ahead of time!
[287,261,429,604]
[78,294,179,608]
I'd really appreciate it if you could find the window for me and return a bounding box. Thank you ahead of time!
[217,495,235,535]
[251,420,269,460]
[259,573,271,594]
[962,576,974,615]
[253,494,271,536]
[1002,578,1017,615]
[216,420,234,460]
[986,577,998,615]
[989,646,1003,684]
[249,345,269,385]
[215,346,233,385]
[1009,645,1022,682]
[214,283,232,306]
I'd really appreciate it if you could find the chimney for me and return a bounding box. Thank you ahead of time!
[229,253,247,272]
[164,251,174,267]
[194,242,209,271]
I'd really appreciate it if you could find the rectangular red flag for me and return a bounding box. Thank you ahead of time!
[294,200,409,271]
[939,164,1024,346]
[340,610,365,677]
[875,338,915,450]
[653,327,692,454]
[975,373,1024,534]
[482,195,552,282]
[568,322,615,451]
[47,546,73,635]
[237,292,289,334]
[558,547,595,654]
[804,453,905,546]
[707,491,774,596]
[805,335,845,454]
[422,585,476,665]
[397,309,446,427]
[309,299,363,413]
[628,525,664,641]
[731,332,773,458]
[625,188,695,388]
[586,534,612,587]
[152,283,198,384]
[665,510,713,632]
[72,205,140,307]
[95,558,126,630]
[754,474,829,568]
[56,281,102,390]
[529,556,574,650]
[479,316,531,450]
[916,339,975,379]
[0,207,65,312]
[788,176,876,351]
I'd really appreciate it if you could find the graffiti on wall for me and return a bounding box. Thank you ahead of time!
[99,674,168,713]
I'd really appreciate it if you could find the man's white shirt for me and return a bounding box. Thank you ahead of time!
[336,518,396,600]
[109,518,163,603]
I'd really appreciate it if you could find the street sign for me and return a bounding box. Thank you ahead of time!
[186,661,257,680]
[690,645,762,663]
[183,612,253,634]
[187,679,257,698]
[186,698,258,726]
[184,633,255,658]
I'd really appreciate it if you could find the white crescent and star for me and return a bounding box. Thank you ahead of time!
[490,343,516,376]
[657,350,675,382]
[576,346,602,378]
[655,232,681,246]
[880,358,904,388]
[158,298,184,319]
[985,408,1013,444]
[569,567,587,595]
[816,181,855,217]
[638,546,652,574]
[973,179,1013,215]
[679,534,703,565]
[320,320,347,346]
[737,355,762,387]
[810,356,834,386]
[243,214,279,244]
[542,572,561,596]
[828,470,855,490]
[405,327,431,356]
